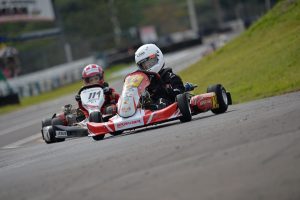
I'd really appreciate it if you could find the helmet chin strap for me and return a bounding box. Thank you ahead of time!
[159,63,165,72]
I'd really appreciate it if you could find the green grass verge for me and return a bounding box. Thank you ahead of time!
[179,0,300,104]
[0,63,131,115]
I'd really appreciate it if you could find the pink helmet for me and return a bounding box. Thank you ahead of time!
[82,64,104,85]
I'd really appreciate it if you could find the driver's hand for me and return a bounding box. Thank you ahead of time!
[103,87,111,95]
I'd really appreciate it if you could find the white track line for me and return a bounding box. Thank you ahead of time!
[1,133,41,149]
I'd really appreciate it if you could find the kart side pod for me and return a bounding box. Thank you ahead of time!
[190,84,232,115]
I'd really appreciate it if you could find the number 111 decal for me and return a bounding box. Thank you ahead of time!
[88,91,101,99]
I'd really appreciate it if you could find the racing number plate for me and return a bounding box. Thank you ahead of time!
[56,130,67,137]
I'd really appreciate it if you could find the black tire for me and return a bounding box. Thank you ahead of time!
[89,111,105,141]
[41,118,57,144]
[41,118,52,142]
[51,118,66,142]
[92,135,105,141]
[89,111,103,123]
[207,84,228,114]
[176,93,192,122]
[110,131,123,136]
[45,127,57,144]
[42,118,52,128]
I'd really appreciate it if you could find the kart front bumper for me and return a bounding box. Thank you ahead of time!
[87,103,181,136]
[53,125,88,138]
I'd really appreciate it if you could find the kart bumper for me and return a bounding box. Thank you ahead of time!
[88,103,180,136]
[53,125,88,138]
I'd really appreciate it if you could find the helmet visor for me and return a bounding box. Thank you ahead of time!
[84,74,103,85]
[137,54,158,71]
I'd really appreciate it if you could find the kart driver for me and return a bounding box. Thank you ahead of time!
[76,64,120,118]
[52,64,119,127]
[134,43,185,109]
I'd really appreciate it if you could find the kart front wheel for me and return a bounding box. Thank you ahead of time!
[89,111,105,141]
[92,135,105,141]
[176,93,192,122]
[110,131,123,136]
[42,126,56,144]
[41,118,52,142]
[89,111,103,123]
[207,84,228,114]
[41,117,65,144]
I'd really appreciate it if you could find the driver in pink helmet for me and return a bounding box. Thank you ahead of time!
[76,64,120,118]
[50,64,119,127]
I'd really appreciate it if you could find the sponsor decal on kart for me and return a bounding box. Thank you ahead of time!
[113,111,145,131]
[56,130,67,137]
[211,94,218,109]
[81,87,104,107]
[121,106,131,112]
[116,119,144,130]
[191,92,217,111]
[124,74,144,88]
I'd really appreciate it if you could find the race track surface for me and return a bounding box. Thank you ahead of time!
[0,91,300,200]
[0,42,300,200]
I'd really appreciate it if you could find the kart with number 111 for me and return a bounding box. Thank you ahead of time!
[41,84,115,144]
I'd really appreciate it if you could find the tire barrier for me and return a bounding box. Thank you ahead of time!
[0,92,20,107]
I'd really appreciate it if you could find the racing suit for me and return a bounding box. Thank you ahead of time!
[144,67,185,106]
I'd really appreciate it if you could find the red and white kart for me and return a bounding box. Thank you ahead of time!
[87,71,232,141]
[41,84,113,144]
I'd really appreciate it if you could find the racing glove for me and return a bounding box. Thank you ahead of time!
[103,87,111,95]
[166,87,181,96]
[184,82,197,92]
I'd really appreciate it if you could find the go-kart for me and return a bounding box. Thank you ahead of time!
[87,71,232,141]
[41,84,111,144]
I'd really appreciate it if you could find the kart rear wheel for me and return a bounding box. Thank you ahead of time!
[89,111,105,141]
[176,93,192,122]
[207,84,228,114]
[52,118,66,142]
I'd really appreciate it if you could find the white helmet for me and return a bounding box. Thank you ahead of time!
[135,44,165,73]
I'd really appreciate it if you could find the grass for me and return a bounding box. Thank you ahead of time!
[179,0,300,104]
[0,63,131,115]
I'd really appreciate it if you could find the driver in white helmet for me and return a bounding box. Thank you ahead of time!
[134,43,185,109]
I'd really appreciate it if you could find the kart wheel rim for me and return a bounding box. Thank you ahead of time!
[222,89,228,105]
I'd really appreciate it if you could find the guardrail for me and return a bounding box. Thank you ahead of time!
[0,56,97,98]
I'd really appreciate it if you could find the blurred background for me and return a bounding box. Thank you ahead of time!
[0,0,275,102]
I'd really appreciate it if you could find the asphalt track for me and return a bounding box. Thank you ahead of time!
[0,45,300,200]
